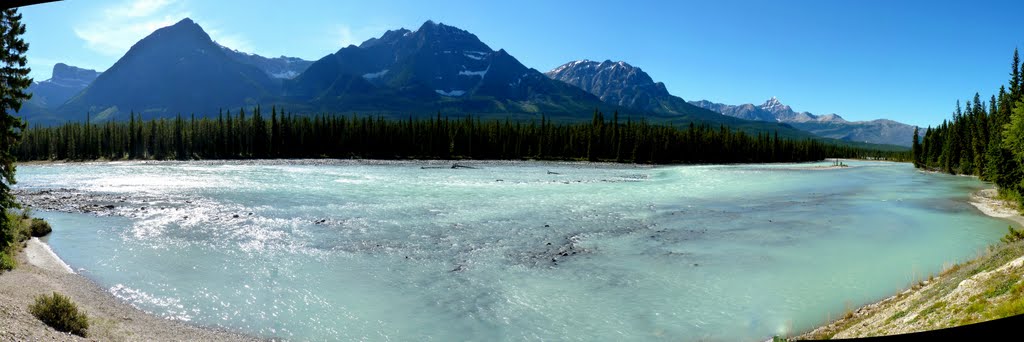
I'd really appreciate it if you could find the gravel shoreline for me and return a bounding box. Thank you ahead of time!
[0,238,260,341]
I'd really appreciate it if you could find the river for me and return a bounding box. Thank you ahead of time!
[12,160,1013,341]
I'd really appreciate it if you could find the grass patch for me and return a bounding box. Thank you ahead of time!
[965,297,987,315]
[29,292,89,337]
[0,252,15,271]
[985,277,1019,298]
[912,301,947,322]
[886,310,907,323]
[987,296,1024,320]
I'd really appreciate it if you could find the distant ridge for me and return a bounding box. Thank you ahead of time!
[689,98,921,146]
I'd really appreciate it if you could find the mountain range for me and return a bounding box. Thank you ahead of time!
[543,59,812,133]
[15,17,910,146]
[689,97,919,146]
[543,59,918,146]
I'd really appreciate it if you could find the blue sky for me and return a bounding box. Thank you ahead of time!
[17,0,1024,127]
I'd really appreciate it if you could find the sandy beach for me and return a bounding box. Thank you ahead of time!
[0,238,259,341]
[970,188,1024,227]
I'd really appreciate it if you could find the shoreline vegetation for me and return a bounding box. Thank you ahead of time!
[0,237,258,341]
[793,188,1024,340]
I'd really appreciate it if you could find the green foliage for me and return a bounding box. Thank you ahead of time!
[886,310,908,323]
[0,251,14,271]
[28,292,89,337]
[985,277,1019,298]
[1001,226,1024,244]
[917,49,1024,209]
[14,108,907,164]
[29,217,50,237]
[912,127,922,167]
[1,211,32,273]
[0,8,31,276]
[912,301,947,322]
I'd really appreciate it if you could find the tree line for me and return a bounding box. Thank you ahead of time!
[913,49,1024,208]
[14,108,907,164]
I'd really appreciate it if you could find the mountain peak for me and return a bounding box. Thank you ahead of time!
[51,63,99,81]
[416,20,471,37]
[169,17,200,31]
[142,17,211,45]
[546,58,684,111]
[761,96,784,108]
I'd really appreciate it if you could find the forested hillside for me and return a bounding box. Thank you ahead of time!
[914,50,1024,208]
[15,109,906,164]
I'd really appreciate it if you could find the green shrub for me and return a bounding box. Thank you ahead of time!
[29,218,51,237]
[0,252,15,272]
[19,208,32,220]
[1001,226,1024,244]
[29,292,89,337]
[3,212,30,246]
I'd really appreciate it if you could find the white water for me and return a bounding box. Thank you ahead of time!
[14,160,1016,341]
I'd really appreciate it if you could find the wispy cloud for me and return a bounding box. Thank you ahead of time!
[332,24,393,48]
[336,26,356,47]
[74,0,191,56]
[204,25,253,53]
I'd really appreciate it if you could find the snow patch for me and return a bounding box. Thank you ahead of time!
[436,89,467,97]
[362,69,390,80]
[459,65,490,78]
[271,71,299,79]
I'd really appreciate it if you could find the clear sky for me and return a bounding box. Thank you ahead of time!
[16,0,1024,127]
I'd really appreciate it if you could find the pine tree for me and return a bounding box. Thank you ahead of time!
[912,126,921,167]
[0,8,32,249]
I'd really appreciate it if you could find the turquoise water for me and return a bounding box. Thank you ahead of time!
[14,160,1017,341]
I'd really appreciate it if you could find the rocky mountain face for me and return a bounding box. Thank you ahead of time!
[545,60,674,107]
[285,20,608,118]
[30,18,825,142]
[219,46,312,79]
[544,59,808,130]
[689,97,847,124]
[57,18,278,121]
[27,63,100,109]
[16,63,101,124]
[690,98,919,146]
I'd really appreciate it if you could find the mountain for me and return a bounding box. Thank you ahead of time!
[17,63,102,125]
[284,20,615,120]
[27,63,100,109]
[690,98,920,146]
[57,18,278,121]
[39,18,858,144]
[219,46,312,79]
[544,59,819,136]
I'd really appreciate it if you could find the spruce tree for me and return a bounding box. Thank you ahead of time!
[912,127,921,167]
[0,8,31,250]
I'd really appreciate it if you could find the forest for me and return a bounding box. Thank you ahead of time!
[914,49,1024,208]
[14,109,908,164]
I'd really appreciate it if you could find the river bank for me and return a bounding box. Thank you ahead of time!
[0,238,258,341]
[794,187,1024,340]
